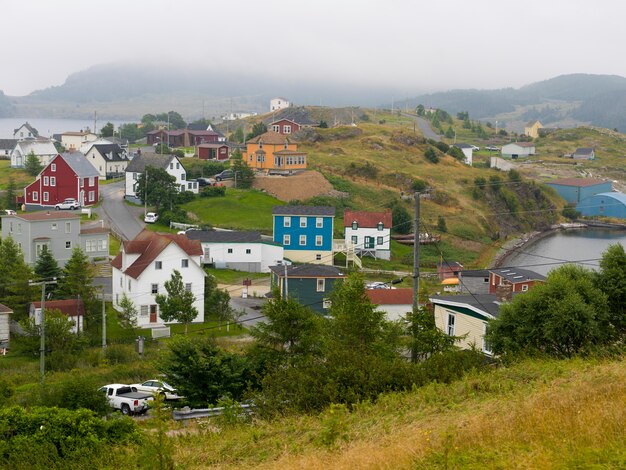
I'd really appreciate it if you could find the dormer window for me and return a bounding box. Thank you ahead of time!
[377,222,384,231]
[352,221,358,230]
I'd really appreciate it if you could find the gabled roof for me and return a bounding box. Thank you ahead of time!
[366,288,413,305]
[429,294,501,318]
[59,152,100,178]
[186,230,262,243]
[574,147,594,155]
[459,269,490,278]
[0,303,13,313]
[344,209,392,228]
[268,107,317,127]
[31,299,85,317]
[489,267,545,283]
[125,153,176,173]
[248,131,290,145]
[14,140,57,155]
[269,264,344,278]
[437,261,463,270]
[548,178,608,188]
[0,139,17,149]
[91,143,128,162]
[14,122,39,137]
[5,211,78,222]
[62,131,96,137]
[111,230,203,279]
[196,143,229,149]
[272,205,335,216]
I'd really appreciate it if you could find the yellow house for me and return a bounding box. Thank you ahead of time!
[524,120,543,139]
[243,131,307,173]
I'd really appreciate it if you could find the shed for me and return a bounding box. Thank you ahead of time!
[576,192,626,219]
[547,178,612,204]
[501,142,535,159]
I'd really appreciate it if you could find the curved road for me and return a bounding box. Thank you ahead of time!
[96,180,145,241]
[402,113,441,142]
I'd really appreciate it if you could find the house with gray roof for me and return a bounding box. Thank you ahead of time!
[13,122,39,140]
[488,267,545,294]
[0,139,17,158]
[124,152,198,202]
[572,147,595,160]
[185,230,284,272]
[84,143,130,179]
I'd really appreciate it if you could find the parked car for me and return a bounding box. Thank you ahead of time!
[144,212,158,223]
[130,379,182,400]
[55,198,80,210]
[98,384,152,415]
[214,169,234,181]
[366,281,391,290]
[471,145,480,151]
[3,209,16,215]
[485,146,500,152]
[197,177,217,187]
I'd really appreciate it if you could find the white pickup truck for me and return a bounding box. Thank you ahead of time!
[98,383,153,415]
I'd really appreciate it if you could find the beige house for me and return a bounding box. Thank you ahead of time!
[61,131,98,152]
[524,120,543,139]
[0,303,11,352]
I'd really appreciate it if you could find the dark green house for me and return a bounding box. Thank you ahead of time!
[269,264,345,314]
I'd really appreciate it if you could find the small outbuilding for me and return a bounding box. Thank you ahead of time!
[576,192,626,219]
[501,142,535,159]
[547,178,612,204]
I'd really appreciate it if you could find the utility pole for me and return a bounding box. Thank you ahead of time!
[144,168,148,218]
[284,264,288,298]
[412,191,420,310]
[30,278,57,385]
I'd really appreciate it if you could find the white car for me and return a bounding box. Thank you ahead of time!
[55,198,80,210]
[366,281,391,290]
[3,209,16,215]
[144,212,158,223]
[130,380,182,400]
[471,145,480,151]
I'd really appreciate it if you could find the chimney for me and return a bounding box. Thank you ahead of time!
[495,283,513,302]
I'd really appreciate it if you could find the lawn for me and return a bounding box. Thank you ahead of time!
[182,189,283,233]
[0,160,33,190]
[205,267,269,285]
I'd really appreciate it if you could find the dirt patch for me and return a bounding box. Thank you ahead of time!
[253,170,343,202]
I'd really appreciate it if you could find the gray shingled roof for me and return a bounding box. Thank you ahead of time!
[269,264,345,278]
[272,205,335,216]
[429,294,501,318]
[92,143,128,162]
[574,148,594,155]
[14,122,39,137]
[0,139,17,149]
[186,230,262,243]
[125,153,175,173]
[61,152,100,178]
[488,267,545,283]
[459,269,490,278]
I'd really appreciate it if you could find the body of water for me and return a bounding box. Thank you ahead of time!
[0,118,130,139]
[503,228,626,276]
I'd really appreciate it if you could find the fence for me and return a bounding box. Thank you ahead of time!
[151,327,171,339]
[172,404,255,421]
[170,221,199,231]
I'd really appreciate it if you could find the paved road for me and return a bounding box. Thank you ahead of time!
[402,113,441,142]
[96,181,144,241]
[230,296,267,328]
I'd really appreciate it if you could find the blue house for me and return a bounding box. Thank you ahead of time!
[272,206,335,265]
[546,178,612,204]
[576,192,626,219]
[269,264,345,314]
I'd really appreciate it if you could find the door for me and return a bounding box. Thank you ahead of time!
[364,236,375,249]
[149,304,157,323]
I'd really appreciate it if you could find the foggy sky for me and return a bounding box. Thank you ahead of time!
[2,0,625,97]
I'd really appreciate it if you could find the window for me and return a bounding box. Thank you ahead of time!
[176,163,180,169]
[33,191,38,202]
[316,278,325,292]
[284,125,291,134]
[87,191,94,201]
[85,239,97,252]
[133,173,138,181]
[155,261,162,270]
[43,176,49,185]
[43,192,49,202]
[256,154,265,163]
[316,217,323,228]
[283,216,291,227]
[128,279,131,291]
[315,235,323,246]
[119,277,122,287]
[35,242,50,258]
[246,248,251,254]
[521,284,529,292]
[283,234,290,245]
[181,259,189,268]
[377,222,384,231]
[351,235,358,244]
[180,185,185,191]
[352,221,358,230]
[89,177,94,186]
[170,163,174,169]
[65,222,71,233]
[227,248,233,254]
[80,178,84,188]
[151,284,158,294]
[446,313,455,336]
[299,235,306,246]
[51,223,57,230]
[377,236,384,245]
[65,241,71,249]
[300,217,307,228]
[323,298,331,309]
[181,173,186,180]
[316,254,322,261]
[185,283,192,292]
[50,176,56,186]
[98,239,107,251]
[140,305,149,317]
[272,125,280,132]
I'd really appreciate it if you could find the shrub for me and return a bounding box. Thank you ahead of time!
[104,344,136,365]
[176,190,196,204]
[447,146,465,161]
[424,147,439,163]
[158,207,189,226]
[562,205,580,220]
[434,141,450,153]
[412,178,428,192]
[200,186,226,197]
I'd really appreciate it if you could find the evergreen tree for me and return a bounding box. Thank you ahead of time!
[57,247,98,332]
[204,273,233,325]
[24,151,43,176]
[4,178,16,210]
[117,293,138,329]
[156,270,198,334]
[231,127,244,143]
[34,246,61,297]
[100,122,114,137]
[391,203,412,234]
[0,237,36,320]
[445,126,455,139]
[246,122,267,141]
[403,306,456,362]
[595,243,626,336]
[231,158,255,189]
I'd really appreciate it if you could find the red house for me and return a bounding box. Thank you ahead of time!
[270,119,302,135]
[24,153,100,208]
[197,143,230,160]
[146,129,221,147]
[488,268,545,294]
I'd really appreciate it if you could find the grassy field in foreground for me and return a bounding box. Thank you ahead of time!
[163,356,625,469]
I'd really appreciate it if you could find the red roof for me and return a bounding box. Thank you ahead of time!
[549,178,608,188]
[32,299,85,316]
[344,209,392,228]
[0,303,12,314]
[366,288,413,305]
[111,230,202,279]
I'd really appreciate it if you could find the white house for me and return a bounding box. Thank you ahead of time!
[186,230,284,273]
[0,303,11,351]
[61,131,98,152]
[11,140,58,168]
[366,288,413,321]
[30,299,84,334]
[83,143,130,179]
[112,230,206,328]
[124,153,198,202]
[452,143,473,166]
[343,209,392,260]
[13,122,39,140]
[501,142,536,159]
[270,97,291,112]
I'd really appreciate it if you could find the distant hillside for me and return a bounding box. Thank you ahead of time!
[0,91,15,117]
[519,73,626,101]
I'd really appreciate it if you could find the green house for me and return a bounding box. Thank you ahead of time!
[269,264,345,314]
